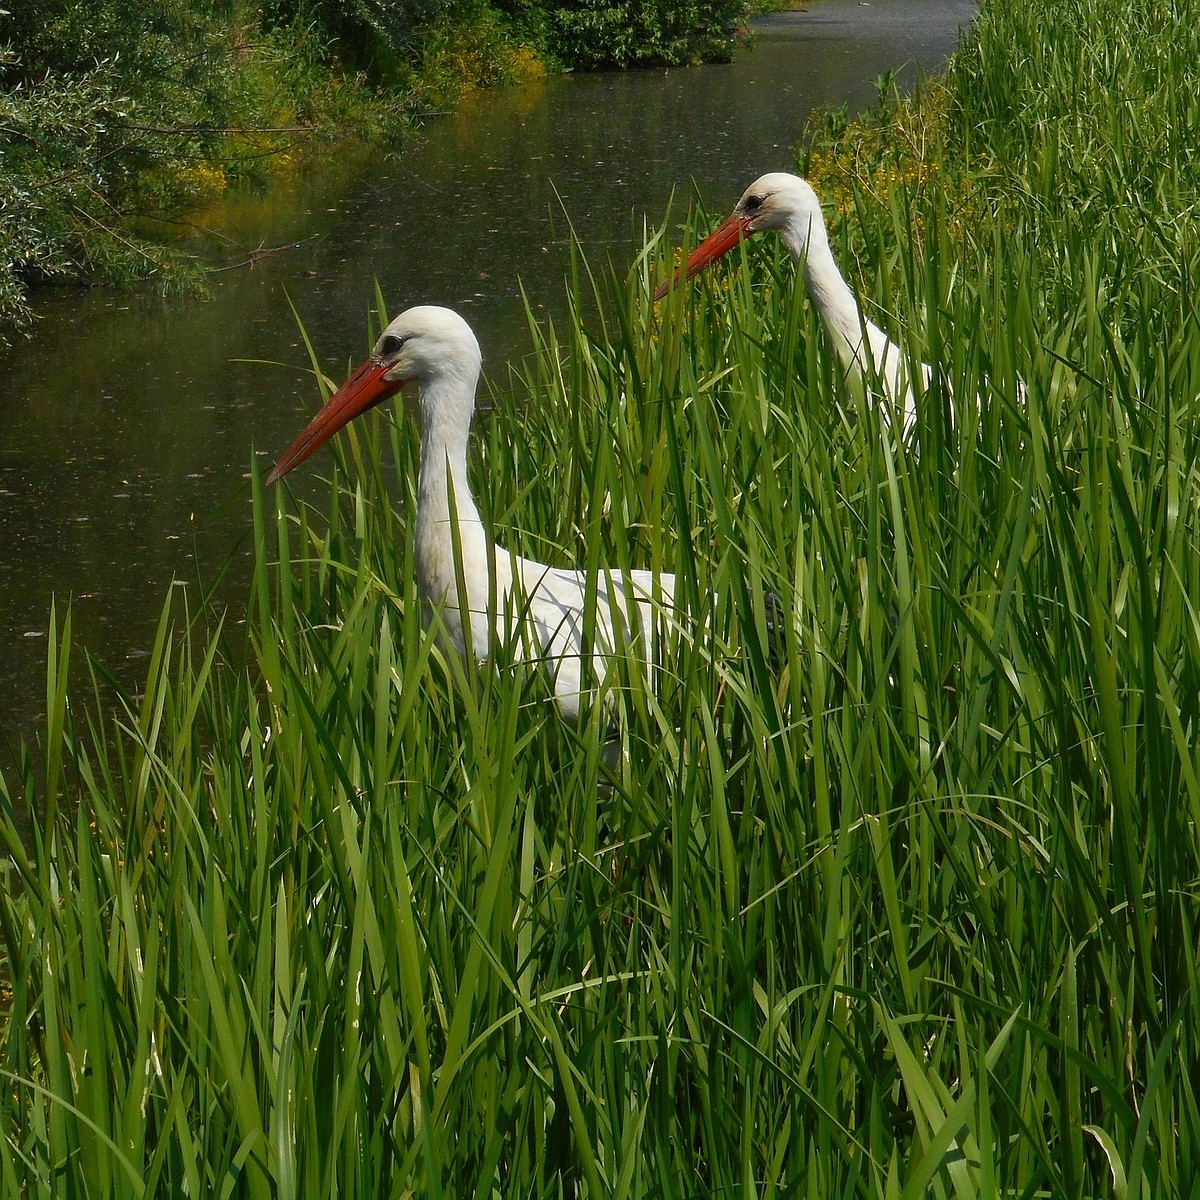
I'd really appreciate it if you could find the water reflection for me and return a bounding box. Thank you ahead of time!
[0,0,975,765]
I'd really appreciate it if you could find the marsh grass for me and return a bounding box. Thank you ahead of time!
[4,0,1200,1193]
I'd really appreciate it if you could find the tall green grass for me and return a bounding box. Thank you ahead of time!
[4,0,1200,1193]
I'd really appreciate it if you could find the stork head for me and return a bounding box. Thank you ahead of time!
[654,172,825,299]
[268,305,482,483]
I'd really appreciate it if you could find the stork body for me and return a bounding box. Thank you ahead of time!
[658,172,929,437]
[269,305,674,719]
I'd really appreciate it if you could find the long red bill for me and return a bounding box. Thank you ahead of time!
[652,212,754,301]
[267,356,405,484]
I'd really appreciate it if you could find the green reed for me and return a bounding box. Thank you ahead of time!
[3,0,1200,1193]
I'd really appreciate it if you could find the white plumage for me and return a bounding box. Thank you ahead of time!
[269,304,676,719]
[658,172,933,438]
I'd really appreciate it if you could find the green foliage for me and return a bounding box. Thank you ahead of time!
[799,0,1200,355]
[417,5,547,107]
[259,0,454,80]
[0,47,102,332]
[545,0,746,69]
[0,0,738,340]
[0,0,409,341]
[947,0,1200,326]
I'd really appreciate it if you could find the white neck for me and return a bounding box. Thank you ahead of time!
[793,215,873,377]
[413,376,490,613]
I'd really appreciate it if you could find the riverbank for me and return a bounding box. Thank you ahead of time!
[0,0,750,342]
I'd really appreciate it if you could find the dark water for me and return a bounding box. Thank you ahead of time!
[0,0,975,767]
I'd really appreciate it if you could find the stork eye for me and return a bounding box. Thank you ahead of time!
[743,194,764,213]
[379,333,406,357]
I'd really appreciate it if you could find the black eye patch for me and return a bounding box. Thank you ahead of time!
[743,194,764,213]
[379,333,406,357]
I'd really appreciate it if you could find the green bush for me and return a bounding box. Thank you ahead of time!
[0,39,188,338]
[0,1,409,340]
[546,0,746,68]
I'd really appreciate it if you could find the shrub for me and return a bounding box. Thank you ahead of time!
[0,1,406,339]
[544,0,746,69]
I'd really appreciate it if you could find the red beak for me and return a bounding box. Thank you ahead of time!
[268,356,405,484]
[653,212,755,301]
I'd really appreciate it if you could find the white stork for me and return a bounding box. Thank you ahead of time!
[269,304,685,719]
[657,172,933,438]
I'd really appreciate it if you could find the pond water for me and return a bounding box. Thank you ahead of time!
[0,0,976,767]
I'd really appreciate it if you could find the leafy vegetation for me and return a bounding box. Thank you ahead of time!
[0,0,405,340]
[4,0,1200,1194]
[544,0,745,69]
[0,0,745,341]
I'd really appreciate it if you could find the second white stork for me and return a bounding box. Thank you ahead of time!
[268,304,678,720]
[656,172,930,438]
